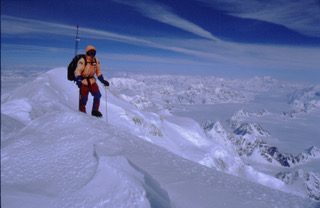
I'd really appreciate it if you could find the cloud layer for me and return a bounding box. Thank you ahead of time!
[199,0,320,37]
[111,0,220,41]
[2,13,320,82]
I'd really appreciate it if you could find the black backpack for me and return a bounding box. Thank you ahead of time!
[67,54,86,81]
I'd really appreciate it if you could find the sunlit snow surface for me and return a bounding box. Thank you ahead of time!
[1,68,319,207]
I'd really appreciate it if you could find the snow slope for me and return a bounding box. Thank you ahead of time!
[1,68,319,207]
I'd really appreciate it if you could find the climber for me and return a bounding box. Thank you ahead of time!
[74,45,109,117]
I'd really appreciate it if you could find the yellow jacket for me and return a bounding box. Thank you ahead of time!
[74,56,102,86]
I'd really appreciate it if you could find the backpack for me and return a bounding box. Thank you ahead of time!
[67,54,86,81]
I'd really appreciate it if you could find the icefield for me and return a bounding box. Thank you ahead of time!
[1,68,320,208]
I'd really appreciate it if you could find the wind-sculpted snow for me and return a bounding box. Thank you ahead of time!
[1,112,166,208]
[1,68,319,207]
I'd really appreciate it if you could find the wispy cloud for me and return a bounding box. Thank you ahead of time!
[111,0,220,41]
[0,15,221,59]
[1,43,72,54]
[103,53,216,67]
[198,0,320,37]
[2,15,320,79]
[157,38,320,71]
[1,15,74,36]
[1,15,150,46]
[1,43,216,71]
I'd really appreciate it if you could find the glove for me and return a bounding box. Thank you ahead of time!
[98,75,109,87]
[75,76,82,88]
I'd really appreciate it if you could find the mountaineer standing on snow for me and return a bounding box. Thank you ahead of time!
[74,45,109,117]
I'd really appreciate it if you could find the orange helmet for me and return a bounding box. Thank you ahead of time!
[85,45,96,53]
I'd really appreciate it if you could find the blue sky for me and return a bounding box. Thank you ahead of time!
[1,0,320,82]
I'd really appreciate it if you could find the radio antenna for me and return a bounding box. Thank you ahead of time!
[74,25,80,56]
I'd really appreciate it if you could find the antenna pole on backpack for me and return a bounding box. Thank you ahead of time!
[74,25,80,56]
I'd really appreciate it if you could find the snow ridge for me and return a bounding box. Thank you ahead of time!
[1,68,319,207]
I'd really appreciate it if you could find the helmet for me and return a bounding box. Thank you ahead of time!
[85,45,96,53]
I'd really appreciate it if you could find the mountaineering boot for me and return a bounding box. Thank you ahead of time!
[92,110,103,118]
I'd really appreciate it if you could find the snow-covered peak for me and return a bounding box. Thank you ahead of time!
[233,122,270,137]
[283,85,320,117]
[203,121,229,141]
[229,109,251,129]
[276,170,320,201]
